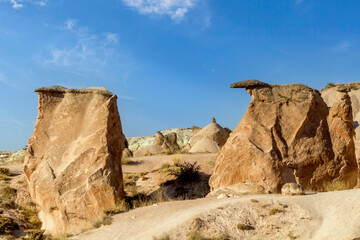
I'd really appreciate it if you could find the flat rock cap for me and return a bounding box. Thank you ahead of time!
[35,86,114,96]
[230,79,270,89]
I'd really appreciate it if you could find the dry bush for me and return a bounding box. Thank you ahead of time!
[0,216,19,235]
[323,180,348,192]
[168,161,200,185]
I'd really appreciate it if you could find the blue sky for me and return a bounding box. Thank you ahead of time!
[1,0,360,150]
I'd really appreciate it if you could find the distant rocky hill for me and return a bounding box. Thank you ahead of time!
[127,128,194,152]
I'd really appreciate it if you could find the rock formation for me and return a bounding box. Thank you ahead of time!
[321,82,360,187]
[189,119,229,153]
[133,131,180,157]
[281,183,304,196]
[127,128,193,152]
[209,80,358,193]
[24,86,125,236]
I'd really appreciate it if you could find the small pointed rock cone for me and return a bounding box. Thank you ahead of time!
[24,86,125,236]
[209,80,358,193]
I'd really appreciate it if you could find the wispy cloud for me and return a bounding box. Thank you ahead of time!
[122,0,198,21]
[332,41,353,53]
[9,0,23,9]
[40,20,137,83]
[64,19,77,30]
[5,0,47,9]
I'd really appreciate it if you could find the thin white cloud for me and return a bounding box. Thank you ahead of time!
[41,20,130,81]
[105,33,118,44]
[122,0,198,21]
[9,0,23,9]
[64,19,77,30]
[332,41,352,53]
[4,0,47,9]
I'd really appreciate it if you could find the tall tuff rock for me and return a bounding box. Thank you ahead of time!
[321,83,360,187]
[209,80,358,193]
[24,86,125,236]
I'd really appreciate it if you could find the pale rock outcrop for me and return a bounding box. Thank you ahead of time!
[133,131,180,157]
[122,148,133,159]
[127,128,193,152]
[189,138,219,154]
[24,86,125,236]
[189,119,229,153]
[281,183,304,196]
[210,80,358,193]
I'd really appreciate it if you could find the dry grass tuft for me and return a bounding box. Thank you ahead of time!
[269,208,281,215]
[323,180,348,192]
[237,223,254,230]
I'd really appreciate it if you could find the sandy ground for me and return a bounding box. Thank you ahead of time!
[72,189,360,240]
[122,153,217,175]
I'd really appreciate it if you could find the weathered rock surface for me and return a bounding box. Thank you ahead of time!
[321,82,360,139]
[210,80,358,193]
[24,86,125,236]
[127,128,193,152]
[281,183,304,196]
[189,138,220,154]
[133,131,180,157]
[189,119,230,153]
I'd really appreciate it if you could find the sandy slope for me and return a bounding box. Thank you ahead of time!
[72,189,360,240]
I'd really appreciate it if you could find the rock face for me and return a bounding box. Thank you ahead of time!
[189,119,230,153]
[210,80,358,193]
[133,131,180,157]
[127,128,193,152]
[321,83,360,139]
[24,86,125,236]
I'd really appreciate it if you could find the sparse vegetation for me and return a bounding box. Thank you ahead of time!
[0,216,19,235]
[24,229,45,240]
[288,233,297,240]
[168,161,200,185]
[237,223,254,230]
[269,208,281,215]
[0,168,11,176]
[325,82,337,89]
[187,230,230,240]
[324,180,348,192]
[152,235,171,240]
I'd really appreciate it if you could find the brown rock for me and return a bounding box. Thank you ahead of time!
[209,80,358,193]
[24,86,125,236]
[328,92,358,187]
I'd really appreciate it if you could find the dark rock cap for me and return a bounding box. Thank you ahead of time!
[230,79,271,89]
[35,86,114,96]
